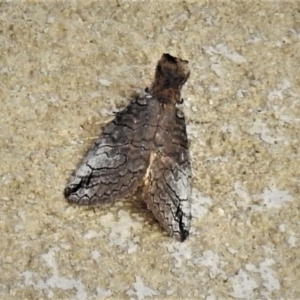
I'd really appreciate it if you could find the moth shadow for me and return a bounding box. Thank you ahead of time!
[78,189,161,230]
[127,187,162,228]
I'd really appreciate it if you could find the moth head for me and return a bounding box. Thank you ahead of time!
[152,53,190,103]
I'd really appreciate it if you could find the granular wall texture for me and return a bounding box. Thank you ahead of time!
[1,1,299,299]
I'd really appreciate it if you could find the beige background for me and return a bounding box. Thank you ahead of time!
[1,1,300,299]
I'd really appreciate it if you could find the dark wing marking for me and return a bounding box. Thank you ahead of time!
[64,94,158,205]
[141,105,192,241]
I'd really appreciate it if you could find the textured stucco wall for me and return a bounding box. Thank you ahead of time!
[1,1,299,299]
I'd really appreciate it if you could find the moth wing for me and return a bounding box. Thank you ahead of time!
[64,96,158,205]
[142,107,192,241]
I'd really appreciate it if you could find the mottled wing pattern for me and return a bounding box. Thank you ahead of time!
[141,105,192,241]
[64,94,159,205]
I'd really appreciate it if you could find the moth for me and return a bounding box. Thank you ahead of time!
[64,53,192,241]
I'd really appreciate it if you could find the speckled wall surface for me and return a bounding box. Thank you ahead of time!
[1,1,300,299]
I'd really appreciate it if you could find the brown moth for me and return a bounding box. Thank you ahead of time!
[64,53,191,241]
